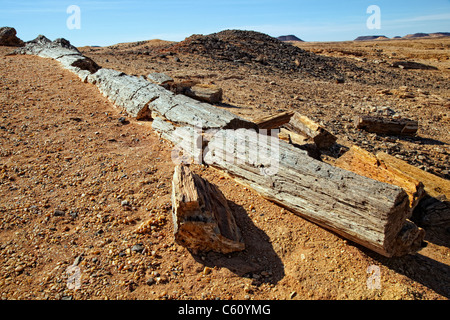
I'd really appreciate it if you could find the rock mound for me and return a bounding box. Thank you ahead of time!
[0,27,24,47]
[168,29,358,80]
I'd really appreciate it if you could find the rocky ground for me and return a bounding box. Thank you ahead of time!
[0,31,449,301]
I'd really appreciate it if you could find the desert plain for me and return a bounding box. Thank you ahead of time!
[0,30,449,300]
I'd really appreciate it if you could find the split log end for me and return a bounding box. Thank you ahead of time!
[389,220,426,257]
[171,165,245,254]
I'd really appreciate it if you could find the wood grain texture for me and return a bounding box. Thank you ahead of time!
[376,151,450,200]
[171,165,245,254]
[204,129,425,257]
[285,113,337,149]
[254,111,294,129]
[355,116,418,136]
[335,145,425,214]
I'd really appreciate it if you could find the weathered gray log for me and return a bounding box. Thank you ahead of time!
[88,68,170,119]
[204,129,425,257]
[355,116,419,136]
[254,111,294,130]
[285,113,337,149]
[147,72,174,86]
[88,68,254,128]
[149,93,256,130]
[184,84,223,104]
[172,164,245,254]
[152,117,204,164]
[12,35,101,81]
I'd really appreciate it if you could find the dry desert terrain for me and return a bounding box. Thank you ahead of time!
[0,31,449,301]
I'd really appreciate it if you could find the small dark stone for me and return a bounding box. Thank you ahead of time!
[69,210,78,218]
[53,209,65,217]
[118,117,129,125]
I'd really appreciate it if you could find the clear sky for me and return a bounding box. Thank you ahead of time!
[1,0,450,46]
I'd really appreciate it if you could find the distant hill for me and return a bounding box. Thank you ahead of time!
[403,32,450,39]
[355,32,450,41]
[277,35,303,42]
[354,35,387,41]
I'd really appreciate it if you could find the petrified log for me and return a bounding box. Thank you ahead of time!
[149,93,256,130]
[355,116,418,136]
[185,84,223,104]
[278,128,321,159]
[88,68,167,120]
[147,72,174,86]
[285,113,337,149]
[376,152,450,200]
[171,164,245,254]
[204,129,425,257]
[254,111,294,130]
[152,117,204,165]
[89,67,254,128]
[375,151,450,227]
[13,35,101,78]
[335,146,425,214]
[278,128,309,146]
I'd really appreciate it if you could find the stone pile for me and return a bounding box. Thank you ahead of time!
[167,30,364,81]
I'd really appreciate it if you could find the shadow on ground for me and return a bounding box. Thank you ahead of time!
[190,200,285,286]
[361,244,450,299]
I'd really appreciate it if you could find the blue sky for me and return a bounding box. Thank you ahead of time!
[1,0,450,46]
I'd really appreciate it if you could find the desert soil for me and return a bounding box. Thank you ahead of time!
[0,34,449,301]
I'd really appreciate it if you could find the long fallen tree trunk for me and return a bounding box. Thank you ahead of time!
[13,33,427,257]
[13,35,101,82]
[13,35,256,131]
[203,129,425,257]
